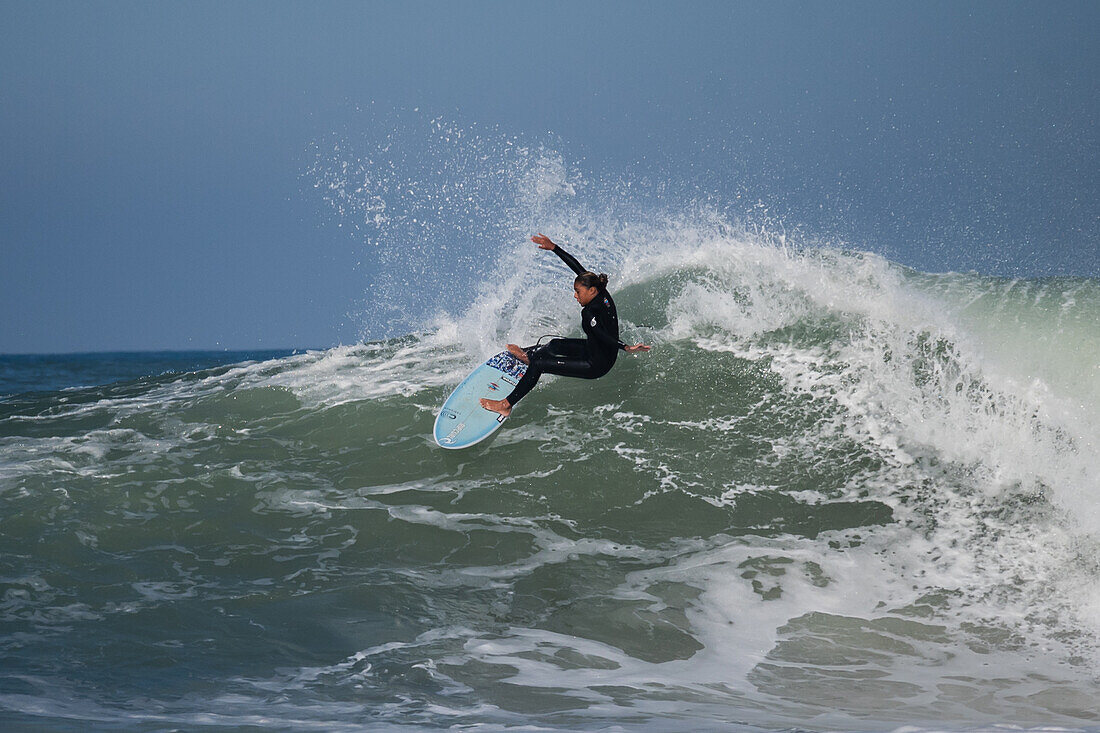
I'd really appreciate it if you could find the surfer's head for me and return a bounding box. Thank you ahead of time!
[573,271,607,306]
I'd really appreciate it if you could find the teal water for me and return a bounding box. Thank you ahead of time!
[2,238,1099,730]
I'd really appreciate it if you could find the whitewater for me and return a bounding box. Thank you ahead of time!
[2,131,1099,730]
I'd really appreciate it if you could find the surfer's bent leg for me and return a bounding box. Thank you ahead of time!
[539,338,588,361]
[505,363,545,407]
[504,341,607,407]
[516,338,583,363]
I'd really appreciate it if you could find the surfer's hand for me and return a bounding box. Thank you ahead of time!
[624,344,651,354]
[532,233,556,250]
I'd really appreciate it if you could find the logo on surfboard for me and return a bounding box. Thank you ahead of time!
[443,422,466,443]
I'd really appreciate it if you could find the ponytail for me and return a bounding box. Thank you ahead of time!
[575,271,609,290]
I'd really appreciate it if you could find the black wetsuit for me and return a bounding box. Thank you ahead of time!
[505,246,627,407]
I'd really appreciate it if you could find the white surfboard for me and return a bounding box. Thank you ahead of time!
[433,351,528,449]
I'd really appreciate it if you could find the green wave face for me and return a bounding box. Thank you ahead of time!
[2,242,1098,731]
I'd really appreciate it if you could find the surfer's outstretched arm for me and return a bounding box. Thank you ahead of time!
[531,233,586,276]
[589,325,651,354]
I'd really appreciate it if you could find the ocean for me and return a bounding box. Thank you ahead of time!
[1,226,1098,731]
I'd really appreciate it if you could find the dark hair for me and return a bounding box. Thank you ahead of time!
[574,271,609,290]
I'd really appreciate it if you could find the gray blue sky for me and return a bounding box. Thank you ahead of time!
[2,0,1097,353]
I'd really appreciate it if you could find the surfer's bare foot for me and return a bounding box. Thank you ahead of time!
[479,397,512,417]
[506,344,529,364]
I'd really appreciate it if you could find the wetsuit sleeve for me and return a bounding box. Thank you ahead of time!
[588,312,626,351]
[552,245,588,276]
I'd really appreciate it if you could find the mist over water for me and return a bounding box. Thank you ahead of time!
[305,112,587,337]
[2,118,1099,730]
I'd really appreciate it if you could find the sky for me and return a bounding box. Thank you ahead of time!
[1,0,1097,353]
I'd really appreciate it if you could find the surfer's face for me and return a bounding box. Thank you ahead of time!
[573,283,599,306]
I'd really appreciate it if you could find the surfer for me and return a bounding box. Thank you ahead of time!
[480,234,650,417]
